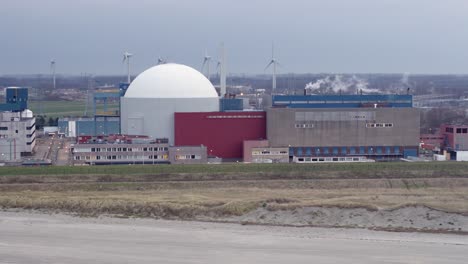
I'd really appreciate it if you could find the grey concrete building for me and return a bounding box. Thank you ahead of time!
[267,107,420,159]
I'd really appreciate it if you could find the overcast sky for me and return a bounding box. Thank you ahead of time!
[1,0,468,75]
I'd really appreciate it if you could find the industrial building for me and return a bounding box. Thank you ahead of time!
[71,135,207,165]
[120,64,219,143]
[58,117,120,137]
[0,87,36,161]
[265,94,420,161]
[174,111,266,159]
[63,63,422,165]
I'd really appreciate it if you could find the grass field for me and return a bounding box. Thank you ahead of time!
[28,100,119,118]
[1,162,468,177]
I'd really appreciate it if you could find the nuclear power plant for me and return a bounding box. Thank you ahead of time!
[54,57,421,165]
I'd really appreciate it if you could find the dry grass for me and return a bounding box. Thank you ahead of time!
[1,180,468,218]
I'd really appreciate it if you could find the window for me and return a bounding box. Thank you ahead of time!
[359,147,365,154]
[0,127,7,130]
[463,128,468,134]
[385,146,391,154]
[332,147,338,155]
[457,128,462,133]
[446,127,454,133]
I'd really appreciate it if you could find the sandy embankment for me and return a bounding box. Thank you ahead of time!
[220,206,468,233]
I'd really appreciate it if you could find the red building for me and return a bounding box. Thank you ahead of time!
[174,112,266,159]
[440,124,468,150]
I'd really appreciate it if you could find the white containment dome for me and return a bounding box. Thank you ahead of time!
[124,63,219,99]
[120,63,219,144]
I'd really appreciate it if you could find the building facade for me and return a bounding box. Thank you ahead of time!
[266,95,420,160]
[72,135,207,165]
[174,111,266,159]
[0,110,36,155]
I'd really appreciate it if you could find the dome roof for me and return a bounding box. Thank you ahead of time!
[124,63,218,98]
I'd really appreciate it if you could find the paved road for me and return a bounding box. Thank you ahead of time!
[0,211,467,264]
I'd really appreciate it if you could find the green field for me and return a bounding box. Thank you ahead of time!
[1,162,468,177]
[28,100,119,118]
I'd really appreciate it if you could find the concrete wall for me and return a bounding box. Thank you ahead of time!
[0,138,21,161]
[121,97,219,145]
[243,140,269,162]
[267,108,420,148]
[456,151,468,161]
[251,147,289,163]
[169,146,207,164]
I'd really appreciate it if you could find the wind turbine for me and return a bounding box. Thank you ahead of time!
[123,51,133,83]
[201,50,211,79]
[157,56,166,65]
[265,44,280,94]
[50,59,56,90]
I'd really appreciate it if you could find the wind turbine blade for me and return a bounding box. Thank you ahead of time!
[265,61,274,70]
[272,42,274,59]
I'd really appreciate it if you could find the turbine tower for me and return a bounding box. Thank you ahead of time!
[50,59,56,90]
[265,44,280,94]
[123,51,133,83]
[201,50,211,80]
[219,43,227,97]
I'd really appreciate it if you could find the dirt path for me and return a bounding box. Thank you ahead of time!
[0,211,467,264]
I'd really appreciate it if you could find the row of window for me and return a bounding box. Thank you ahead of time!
[74,146,169,153]
[175,154,201,160]
[366,123,393,128]
[207,115,263,119]
[295,123,314,129]
[252,150,288,155]
[294,123,393,129]
[75,154,169,161]
[295,157,367,163]
[446,127,468,134]
[291,146,404,156]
